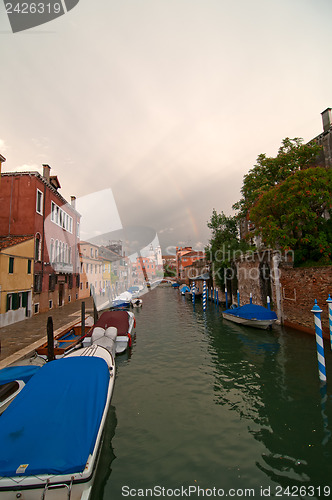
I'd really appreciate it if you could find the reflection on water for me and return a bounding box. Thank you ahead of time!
[92,287,332,499]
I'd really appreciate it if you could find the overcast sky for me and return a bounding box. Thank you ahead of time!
[1,0,332,253]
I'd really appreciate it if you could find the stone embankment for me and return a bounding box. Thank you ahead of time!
[0,297,94,369]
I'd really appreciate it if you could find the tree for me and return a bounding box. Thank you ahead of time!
[206,210,250,285]
[233,138,322,218]
[250,167,332,264]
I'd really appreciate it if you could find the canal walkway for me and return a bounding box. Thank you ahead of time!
[0,297,94,369]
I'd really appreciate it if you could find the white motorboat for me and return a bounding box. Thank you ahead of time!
[0,339,115,499]
[83,310,136,354]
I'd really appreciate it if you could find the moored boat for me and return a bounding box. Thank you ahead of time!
[222,303,278,329]
[0,345,115,500]
[83,310,136,354]
[0,365,41,415]
[36,316,94,358]
[112,291,132,308]
[179,284,190,295]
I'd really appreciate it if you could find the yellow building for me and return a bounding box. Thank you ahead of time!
[78,241,104,299]
[0,235,34,327]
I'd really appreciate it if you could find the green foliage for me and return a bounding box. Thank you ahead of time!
[206,210,251,286]
[233,138,322,218]
[250,167,332,264]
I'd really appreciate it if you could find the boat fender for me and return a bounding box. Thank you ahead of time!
[134,318,136,328]
[128,333,132,347]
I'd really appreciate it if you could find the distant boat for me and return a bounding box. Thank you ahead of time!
[186,286,202,299]
[179,284,190,295]
[131,297,143,308]
[171,282,180,288]
[0,344,115,499]
[222,303,278,329]
[112,291,132,308]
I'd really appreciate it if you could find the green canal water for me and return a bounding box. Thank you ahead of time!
[91,286,332,500]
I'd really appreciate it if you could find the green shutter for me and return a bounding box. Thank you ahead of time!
[9,257,14,273]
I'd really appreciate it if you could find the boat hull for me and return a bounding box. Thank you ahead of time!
[222,312,277,329]
[0,353,115,500]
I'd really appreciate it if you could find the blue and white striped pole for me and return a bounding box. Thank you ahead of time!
[267,296,271,310]
[192,281,195,306]
[250,293,253,305]
[203,281,207,311]
[237,289,240,307]
[225,287,228,309]
[327,295,332,350]
[311,300,327,384]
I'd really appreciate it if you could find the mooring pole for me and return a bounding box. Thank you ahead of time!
[311,300,327,384]
[327,295,332,350]
[203,281,207,311]
[237,289,240,307]
[267,296,271,310]
[192,281,196,307]
[250,293,253,304]
[93,300,98,324]
[47,316,55,362]
[81,301,85,339]
[225,287,228,309]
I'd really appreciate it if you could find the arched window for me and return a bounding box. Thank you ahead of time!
[50,239,54,263]
[55,240,59,263]
[35,233,41,261]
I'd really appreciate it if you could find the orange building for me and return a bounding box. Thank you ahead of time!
[176,246,205,282]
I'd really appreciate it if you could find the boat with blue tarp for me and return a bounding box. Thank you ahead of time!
[0,365,41,415]
[222,303,278,329]
[0,351,115,500]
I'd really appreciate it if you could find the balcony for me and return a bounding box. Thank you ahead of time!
[51,262,73,274]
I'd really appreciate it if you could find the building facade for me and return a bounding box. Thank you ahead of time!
[0,235,34,326]
[0,165,81,314]
[175,246,205,282]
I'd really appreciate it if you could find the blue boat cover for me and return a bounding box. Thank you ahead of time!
[224,303,277,320]
[0,365,40,385]
[0,356,110,477]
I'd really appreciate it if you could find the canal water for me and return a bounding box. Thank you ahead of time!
[91,286,332,500]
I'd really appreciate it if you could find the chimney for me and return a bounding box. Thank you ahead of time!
[321,108,332,133]
[43,164,51,183]
[71,196,76,209]
[0,154,6,180]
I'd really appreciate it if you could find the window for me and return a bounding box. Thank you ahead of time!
[34,273,43,293]
[35,235,41,261]
[49,300,53,309]
[6,294,12,311]
[51,202,56,222]
[54,240,58,262]
[49,273,56,292]
[27,259,32,274]
[36,189,43,215]
[50,240,54,263]
[8,257,14,274]
[34,303,39,314]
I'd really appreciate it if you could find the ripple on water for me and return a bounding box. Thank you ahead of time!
[94,288,332,499]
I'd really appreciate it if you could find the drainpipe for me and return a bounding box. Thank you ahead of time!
[272,251,283,324]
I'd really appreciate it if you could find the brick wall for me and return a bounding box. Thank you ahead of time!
[235,251,332,337]
[280,265,332,336]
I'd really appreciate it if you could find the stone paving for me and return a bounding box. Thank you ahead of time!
[0,297,94,368]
